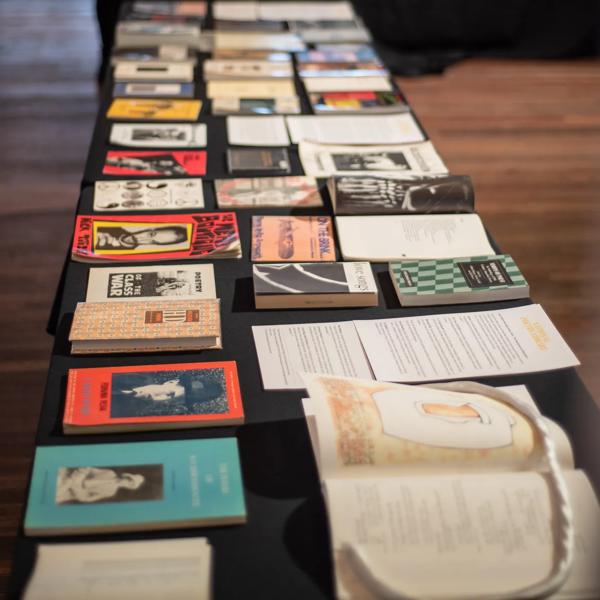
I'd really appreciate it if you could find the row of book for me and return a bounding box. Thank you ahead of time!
[21,2,599,600]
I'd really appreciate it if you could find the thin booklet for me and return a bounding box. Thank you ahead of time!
[109,123,207,148]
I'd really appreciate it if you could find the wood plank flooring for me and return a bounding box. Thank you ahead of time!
[0,1,599,596]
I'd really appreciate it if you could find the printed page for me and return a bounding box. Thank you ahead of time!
[301,374,574,479]
[258,2,356,21]
[286,114,424,145]
[325,470,600,599]
[303,76,392,93]
[336,214,494,261]
[355,304,579,382]
[227,115,290,146]
[213,1,259,21]
[252,321,372,389]
[207,78,296,99]
[24,538,212,600]
[213,32,305,52]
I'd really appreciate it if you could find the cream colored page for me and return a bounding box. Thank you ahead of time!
[207,79,296,99]
[258,2,355,21]
[325,470,600,599]
[227,115,290,146]
[303,374,571,479]
[24,538,211,600]
[213,1,259,20]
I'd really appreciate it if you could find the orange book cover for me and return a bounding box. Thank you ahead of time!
[251,215,335,262]
[63,361,243,433]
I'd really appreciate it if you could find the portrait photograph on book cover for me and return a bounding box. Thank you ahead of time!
[55,464,164,505]
[95,223,191,253]
[111,368,229,418]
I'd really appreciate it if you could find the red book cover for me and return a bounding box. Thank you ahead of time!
[103,150,207,176]
[64,361,244,433]
[71,213,241,262]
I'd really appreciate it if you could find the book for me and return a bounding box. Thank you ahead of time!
[23,538,212,600]
[206,78,296,99]
[115,22,202,48]
[63,361,243,433]
[24,438,245,535]
[123,1,207,21]
[213,31,306,52]
[226,147,291,174]
[113,61,194,82]
[253,262,378,309]
[69,299,222,354]
[329,175,474,214]
[215,176,322,208]
[299,141,447,178]
[214,19,285,32]
[335,214,494,262]
[212,96,301,115]
[226,115,290,146]
[309,91,409,114]
[298,62,388,78]
[71,213,241,262]
[213,1,259,21]
[86,264,216,301]
[203,59,293,80]
[212,49,291,62]
[103,150,207,176]
[111,45,196,65]
[109,123,206,148]
[296,46,380,64]
[301,373,600,600]
[302,76,392,93]
[93,178,204,211]
[390,254,530,306]
[106,99,202,121]
[289,19,370,44]
[251,215,336,262]
[112,82,195,98]
[257,2,356,21]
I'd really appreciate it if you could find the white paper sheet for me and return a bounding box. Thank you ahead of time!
[258,1,356,21]
[227,115,290,146]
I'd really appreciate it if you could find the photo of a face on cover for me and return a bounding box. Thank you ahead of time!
[93,222,191,254]
[55,464,163,505]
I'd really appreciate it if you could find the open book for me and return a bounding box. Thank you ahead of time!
[301,374,600,599]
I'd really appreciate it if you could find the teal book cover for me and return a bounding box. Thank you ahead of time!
[25,438,246,535]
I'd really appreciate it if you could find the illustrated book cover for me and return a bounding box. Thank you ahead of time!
[24,438,246,535]
[103,150,207,176]
[309,91,409,114]
[226,148,291,174]
[109,123,206,148]
[106,99,202,120]
[63,361,243,433]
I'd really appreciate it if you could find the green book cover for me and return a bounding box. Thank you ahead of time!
[25,438,246,535]
[389,254,529,306]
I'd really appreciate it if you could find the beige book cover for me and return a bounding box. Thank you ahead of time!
[206,79,296,99]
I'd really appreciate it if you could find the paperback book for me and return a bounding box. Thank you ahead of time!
[109,123,206,148]
[329,175,474,214]
[115,22,202,49]
[206,78,296,99]
[113,61,194,83]
[110,45,196,65]
[71,213,241,262]
[303,75,392,93]
[203,59,293,80]
[253,262,378,309]
[212,31,306,52]
[212,96,301,115]
[251,215,336,262]
[211,49,291,62]
[106,99,202,121]
[69,299,222,354]
[103,150,207,176]
[227,148,291,174]
[215,176,322,208]
[309,91,409,114]
[93,178,204,211]
[389,254,529,306]
[24,438,245,535]
[112,82,195,98]
[295,46,380,64]
[86,264,216,302]
[298,62,388,78]
[63,361,243,433]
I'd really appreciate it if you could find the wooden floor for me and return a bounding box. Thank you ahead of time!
[0,1,599,596]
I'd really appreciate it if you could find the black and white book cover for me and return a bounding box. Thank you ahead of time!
[109,123,206,148]
[330,175,474,214]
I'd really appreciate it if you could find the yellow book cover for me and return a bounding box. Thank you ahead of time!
[107,99,202,121]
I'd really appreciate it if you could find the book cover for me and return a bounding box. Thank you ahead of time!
[93,178,204,211]
[203,59,293,80]
[226,148,291,174]
[112,82,195,98]
[251,215,336,262]
[309,91,408,114]
[296,47,380,63]
[330,175,474,214]
[212,96,301,115]
[215,176,322,208]
[103,150,207,176]
[212,49,291,62]
[109,124,206,148]
[206,79,296,99]
[107,99,202,120]
[24,438,246,535]
[86,264,216,301]
[389,254,529,305]
[63,361,243,433]
[71,213,241,262]
[69,299,221,353]
[298,62,388,78]
[113,62,195,83]
[111,44,194,64]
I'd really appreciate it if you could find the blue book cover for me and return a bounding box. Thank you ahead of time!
[25,438,246,535]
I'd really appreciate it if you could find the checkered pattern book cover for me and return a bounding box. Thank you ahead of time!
[390,255,527,297]
[69,299,221,341]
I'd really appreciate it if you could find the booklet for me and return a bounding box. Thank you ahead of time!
[252,321,372,389]
[86,264,216,301]
[212,96,301,115]
[72,213,241,262]
[335,214,494,262]
[296,47,380,64]
[109,123,206,148]
[213,1,259,21]
[103,150,207,176]
[24,438,245,535]
[93,178,204,211]
[257,2,356,21]
[309,91,409,114]
[215,176,322,208]
[63,361,243,433]
[303,76,392,93]
[203,59,293,80]
[226,115,290,146]
[23,538,212,600]
[298,62,388,78]
[206,79,296,99]
[213,31,306,52]
[115,22,202,49]
[286,114,425,145]
[111,45,196,65]
[301,373,600,600]
[226,147,291,174]
[354,303,580,382]
[289,19,371,45]
[113,61,194,82]
[251,215,335,262]
[212,49,291,62]
[106,99,202,121]
[69,298,222,354]
[299,141,447,178]
[112,82,195,98]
